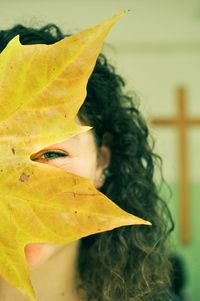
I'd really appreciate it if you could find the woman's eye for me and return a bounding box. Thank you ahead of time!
[41,151,68,160]
[31,150,68,162]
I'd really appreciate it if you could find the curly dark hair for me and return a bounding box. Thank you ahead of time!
[0,24,174,301]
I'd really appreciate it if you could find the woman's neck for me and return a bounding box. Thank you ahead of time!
[0,241,81,301]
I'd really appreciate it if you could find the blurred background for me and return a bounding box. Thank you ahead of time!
[1,0,199,300]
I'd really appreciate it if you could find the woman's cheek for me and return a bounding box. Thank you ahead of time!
[69,156,97,180]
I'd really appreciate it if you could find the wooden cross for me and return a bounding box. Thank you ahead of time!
[150,87,200,244]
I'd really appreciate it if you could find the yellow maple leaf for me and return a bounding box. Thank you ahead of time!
[0,11,151,301]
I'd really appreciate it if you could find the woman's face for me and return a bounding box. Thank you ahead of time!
[25,127,110,269]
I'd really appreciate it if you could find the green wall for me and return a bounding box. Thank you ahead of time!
[162,182,200,300]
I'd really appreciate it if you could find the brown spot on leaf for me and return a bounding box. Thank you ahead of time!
[19,172,30,182]
[11,147,15,155]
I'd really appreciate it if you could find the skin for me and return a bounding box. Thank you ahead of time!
[27,127,110,269]
[0,126,110,301]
